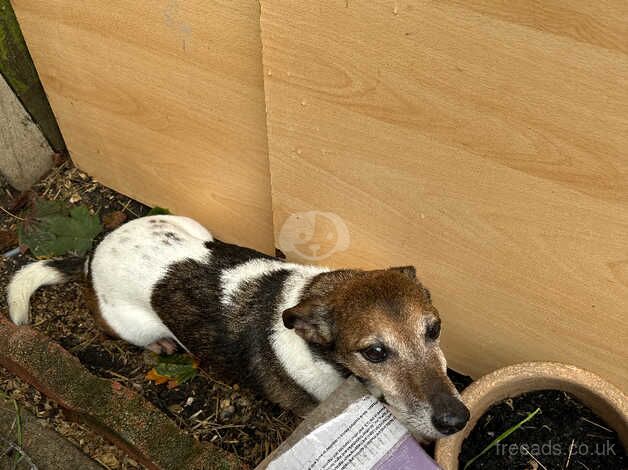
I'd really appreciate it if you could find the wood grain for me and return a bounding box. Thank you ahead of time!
[12,0,274,252]
[260,1,628,389]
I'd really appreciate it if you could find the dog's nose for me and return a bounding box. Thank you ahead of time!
[431,394,470,435]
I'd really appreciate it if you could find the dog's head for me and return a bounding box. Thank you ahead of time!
[282,266,469,441]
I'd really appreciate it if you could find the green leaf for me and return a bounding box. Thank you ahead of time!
[33,199,68,217]
[463,407,541,470]
[146,206,171,216]
[18,200,102,257]
[151,354,198,386]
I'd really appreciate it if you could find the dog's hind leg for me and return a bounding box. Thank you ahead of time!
[98,302,187,353]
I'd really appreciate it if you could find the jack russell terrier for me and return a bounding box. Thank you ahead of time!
[8,215,469,440]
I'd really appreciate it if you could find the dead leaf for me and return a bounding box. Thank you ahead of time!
[102,211,127,230]
[145,368,169,385]
[145,354,198,388]
[7,190,35,212]
[52,152,68,166]
[97,451,119,469]
[0,230,18,252]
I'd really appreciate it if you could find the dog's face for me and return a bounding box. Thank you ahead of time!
[283,267,469,441]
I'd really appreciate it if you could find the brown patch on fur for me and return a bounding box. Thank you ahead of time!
[82,285,118,338]
[286,267,463,437]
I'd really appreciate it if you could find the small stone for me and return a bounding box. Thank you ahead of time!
[98,451,119,469]
[168,404,183,414]
[0,230,18,251]
[220,405,236,420]
[69,193,82,203]
[236,397,251,408]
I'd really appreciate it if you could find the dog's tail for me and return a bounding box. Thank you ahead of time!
[7,257,87,325]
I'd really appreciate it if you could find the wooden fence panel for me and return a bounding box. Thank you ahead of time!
[260,1,628,388]
[12,0,274,251]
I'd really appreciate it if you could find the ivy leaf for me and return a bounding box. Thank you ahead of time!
[145,354,198,389]
[18,200,102,257]
[146,206,171,216]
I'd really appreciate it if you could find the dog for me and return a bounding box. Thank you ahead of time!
[7,215,469,440]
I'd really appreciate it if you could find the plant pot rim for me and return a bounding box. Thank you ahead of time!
[435,361,628,470]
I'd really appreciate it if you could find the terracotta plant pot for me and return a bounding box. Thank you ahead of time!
[435,362,628,470]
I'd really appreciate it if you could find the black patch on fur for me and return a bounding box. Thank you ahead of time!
[48,257,85,280]
[164,232,182,242]
[151,239,319,410]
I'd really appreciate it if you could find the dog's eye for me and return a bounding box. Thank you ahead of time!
[426,319,441,341]
[361,344,388,363]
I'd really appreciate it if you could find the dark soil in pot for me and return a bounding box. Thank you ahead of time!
[459,390,626,470]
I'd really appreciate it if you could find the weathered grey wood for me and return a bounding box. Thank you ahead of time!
[1,0,65,151]
[0,73,52,190]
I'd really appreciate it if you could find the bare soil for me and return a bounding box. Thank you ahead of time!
[0,160,299,468]
[459,390,626,470]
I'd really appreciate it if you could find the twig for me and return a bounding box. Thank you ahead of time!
[0,436,37,470]
[580,417,612,433]
[118,200,139,218]
[12,400,23,468]
[209,424,248,431]
[95,457,114,470]
[521,447,547,470]
[576,462,591,470]
[0,206,25,221]
[69,334,98,352]
[565,438,575,468]
[103,370,131,382]
[198,367,232,389]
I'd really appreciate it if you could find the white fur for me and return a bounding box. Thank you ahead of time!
[7,261,67,325]
[221,259,305,305]
[271,268,346,401]
[90,215,212,349]
[9,214,346,403]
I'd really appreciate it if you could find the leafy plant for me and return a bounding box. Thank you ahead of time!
[146,206,171,216]
[463,407,541,470]
[18,199,102,257]
[145,354,198,389]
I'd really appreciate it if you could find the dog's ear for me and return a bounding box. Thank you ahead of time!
[283,298,333,345]
[389,265,416,280]
[389,266,432,302]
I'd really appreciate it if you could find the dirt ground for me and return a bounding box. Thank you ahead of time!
[0,160,300,468]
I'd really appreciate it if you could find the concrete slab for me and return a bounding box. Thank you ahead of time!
[0,395,103,470]
[0,74,52,190]
[0,317,243,470]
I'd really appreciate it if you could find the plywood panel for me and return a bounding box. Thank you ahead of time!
[260,1,628,389]
[12,0,273,252]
